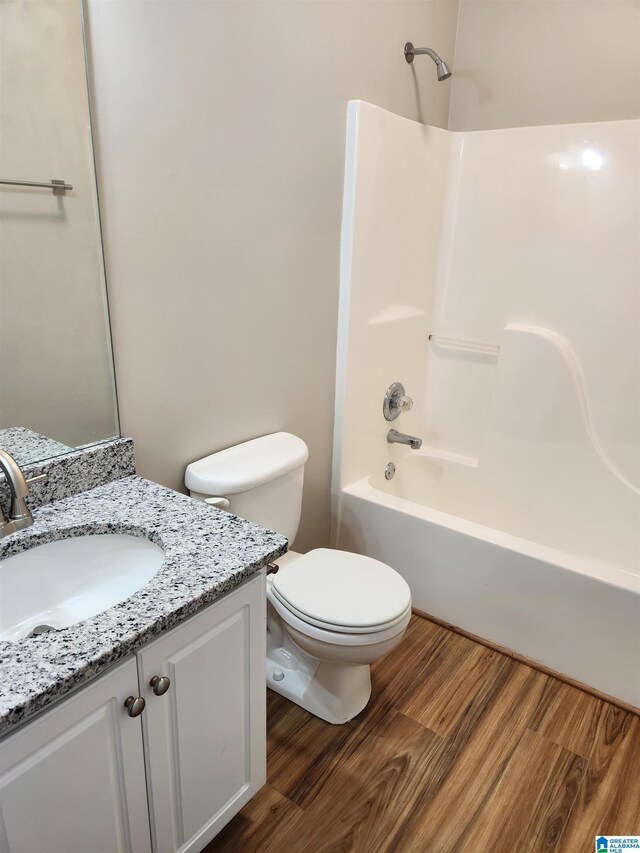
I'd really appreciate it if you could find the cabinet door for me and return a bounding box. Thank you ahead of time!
[137,572,266,853]
[0,656,151,853]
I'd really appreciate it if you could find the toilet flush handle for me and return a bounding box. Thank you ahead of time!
[204,496,230,510]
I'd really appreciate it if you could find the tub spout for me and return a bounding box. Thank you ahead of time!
[387,429,423,450]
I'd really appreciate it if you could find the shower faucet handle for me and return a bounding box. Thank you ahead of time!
[395,395,413,413]
[383,382,414,421]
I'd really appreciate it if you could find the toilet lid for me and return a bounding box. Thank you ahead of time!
[271,549,411,631]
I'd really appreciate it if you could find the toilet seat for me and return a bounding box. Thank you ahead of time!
[270,548,412,634]
[270,587,411,634]
[267,583,412,646]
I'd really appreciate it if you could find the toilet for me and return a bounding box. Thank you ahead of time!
[185,432,411,724]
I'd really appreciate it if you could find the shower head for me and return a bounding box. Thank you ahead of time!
[436,59,452,81]
[404,42,452,81]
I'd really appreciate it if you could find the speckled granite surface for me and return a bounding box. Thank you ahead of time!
[0,438,134,515]
[0,476,287,737]
[0,428,73,467]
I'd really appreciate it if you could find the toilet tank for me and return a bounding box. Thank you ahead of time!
[185,433,309,544]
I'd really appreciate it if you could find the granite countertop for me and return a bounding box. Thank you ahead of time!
[0,476,287,736]
[0,427,73,467]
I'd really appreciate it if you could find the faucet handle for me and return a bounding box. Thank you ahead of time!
[394,395,413,413]
[383,382,415,421]
[26,474,46,485]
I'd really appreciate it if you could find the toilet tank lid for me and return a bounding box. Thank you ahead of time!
[185,432,309,495]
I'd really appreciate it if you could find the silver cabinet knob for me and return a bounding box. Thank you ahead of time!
[150,675,171,696]
[124,695,146,717]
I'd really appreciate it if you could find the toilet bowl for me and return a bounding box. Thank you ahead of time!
[185,433,412,724]
[266,549,411,723]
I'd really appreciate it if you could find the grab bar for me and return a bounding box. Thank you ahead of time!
[428,334,500,355]
[0,178,73,196]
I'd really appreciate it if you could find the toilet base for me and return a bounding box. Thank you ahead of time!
[266,596,372,724]
[266,644,372,725]
[265,553,409,724]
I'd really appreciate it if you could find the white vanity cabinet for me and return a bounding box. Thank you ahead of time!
[137,571,266,853]
[0,656,151,853]
[0,572,266,853]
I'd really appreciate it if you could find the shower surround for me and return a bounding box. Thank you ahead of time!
[332,101,640,706]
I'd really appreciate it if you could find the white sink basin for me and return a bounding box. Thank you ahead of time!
[0,534,165,642]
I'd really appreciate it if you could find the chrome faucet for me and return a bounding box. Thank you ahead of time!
[387,429,423,450]
[0,450,45,537]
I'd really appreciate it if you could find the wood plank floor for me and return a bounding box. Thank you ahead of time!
[205,615,640,853]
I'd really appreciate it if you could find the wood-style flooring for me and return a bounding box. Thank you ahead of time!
[206,615,640,853]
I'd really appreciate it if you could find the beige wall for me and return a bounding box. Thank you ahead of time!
[86,0,459,550]
[448,0,640,131]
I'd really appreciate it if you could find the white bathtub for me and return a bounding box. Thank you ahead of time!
[332,103,640,708]
[334,460,640,707]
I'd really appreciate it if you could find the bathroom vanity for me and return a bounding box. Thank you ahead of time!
[0,577,264,853]
[0,444,287,853]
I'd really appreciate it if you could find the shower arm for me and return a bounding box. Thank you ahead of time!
[403,42,451,80]
[407,46,440,63]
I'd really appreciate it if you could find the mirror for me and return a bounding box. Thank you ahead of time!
[0,0,119,466]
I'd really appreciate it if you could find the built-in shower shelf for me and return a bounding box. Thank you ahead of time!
[428,334,500,355]
[423,446,479,468]
[369,304,427,325]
